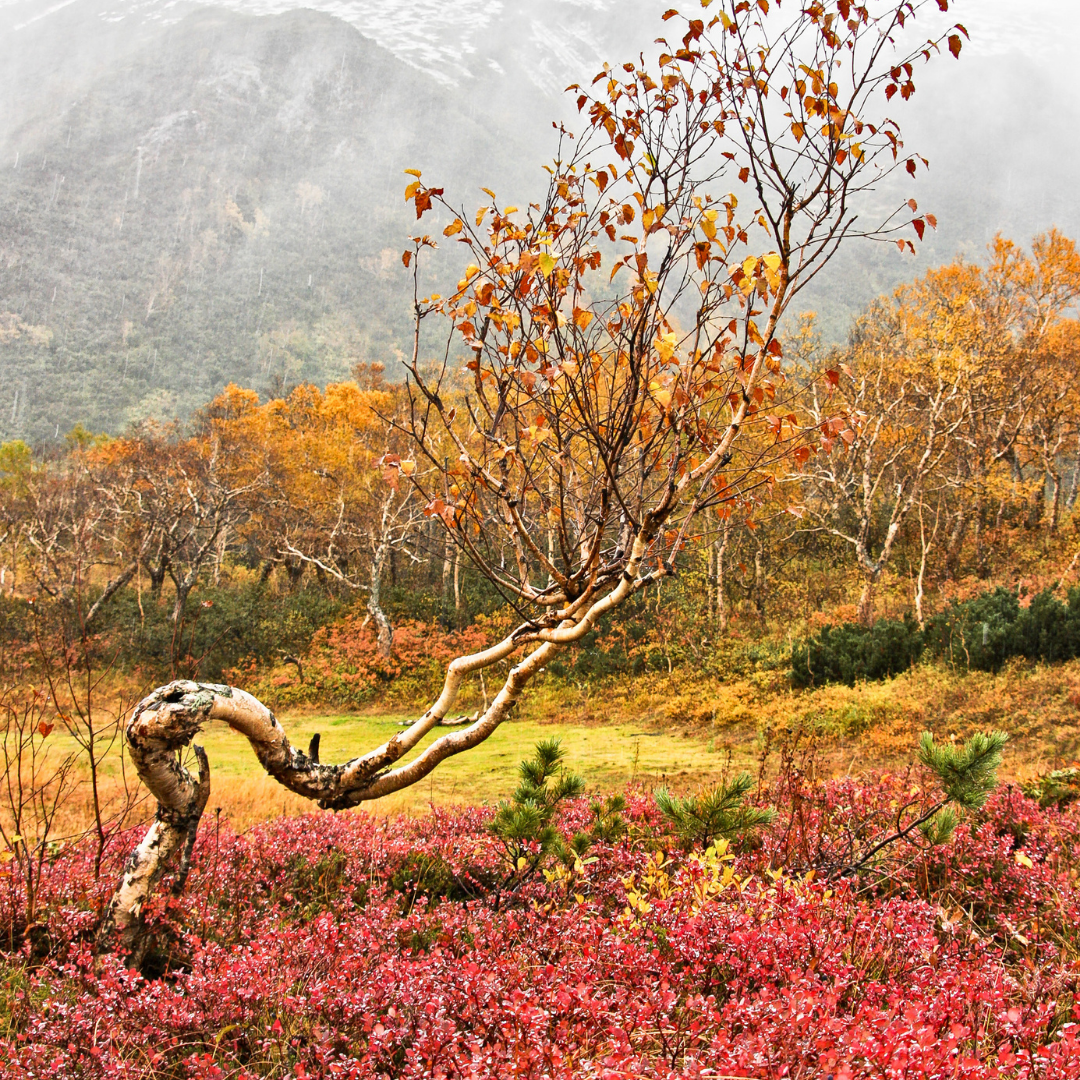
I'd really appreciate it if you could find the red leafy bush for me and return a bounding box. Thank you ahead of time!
[239,617,493,709]
[2,777,1080,1078]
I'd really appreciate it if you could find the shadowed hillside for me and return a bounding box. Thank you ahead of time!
[0,7,543,441]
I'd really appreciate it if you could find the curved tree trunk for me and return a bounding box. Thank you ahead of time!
[102,529,668,956]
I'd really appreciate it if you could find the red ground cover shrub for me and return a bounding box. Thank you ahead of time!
[2,778,1080,1078]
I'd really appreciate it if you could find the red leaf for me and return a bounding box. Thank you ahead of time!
[948,33,962,59]
[912,217,925,241]
[738,167,750,183]
[906,158,917,176]
[38,721,54,738]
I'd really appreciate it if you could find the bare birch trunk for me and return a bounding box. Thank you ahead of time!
[368,540,393,660]
[103,527,668,955]
[213,526,227,586]
[706,536,716,622]
[716,529,729,634]
[1047,467,1062,535]
[1067,433,1080,512]
[857,576,875,626]
[453,547,462,614]
[914,501,940,630]
[752,540,766,617]
[441,530,452,601]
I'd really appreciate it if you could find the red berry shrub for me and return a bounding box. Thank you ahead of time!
[2,780,1080,1078]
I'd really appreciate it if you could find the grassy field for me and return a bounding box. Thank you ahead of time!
[197,711,747,821]
[47,709,745,832]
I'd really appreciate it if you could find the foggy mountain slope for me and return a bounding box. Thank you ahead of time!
[2,0,1080,442]
[0,6,550,442]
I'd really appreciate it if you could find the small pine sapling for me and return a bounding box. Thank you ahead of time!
[489,739,584,883]
[847,730,1008,871]
[588,794,628,844]
[654,773,776,851]
[917,730,1008,810]
[918,805,959,847]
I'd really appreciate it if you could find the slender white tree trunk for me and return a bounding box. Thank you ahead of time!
[716,527,729,634]
[453,547,462,614]
[367,540,393,660]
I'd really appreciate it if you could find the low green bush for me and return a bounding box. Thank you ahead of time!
[790,615,923,688]
[791,585,1080,687]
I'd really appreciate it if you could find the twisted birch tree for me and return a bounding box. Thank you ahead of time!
[104,0,966,950]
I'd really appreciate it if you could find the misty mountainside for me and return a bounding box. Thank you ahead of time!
[2,0,1079,444]
[0,5,550,443]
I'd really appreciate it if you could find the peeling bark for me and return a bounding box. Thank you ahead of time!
[99,741,209,959]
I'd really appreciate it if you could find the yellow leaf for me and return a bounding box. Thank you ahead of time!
[399,460,416,477]
[1014,851,1034,869]
[0,851,13,863]
[404,168,423,178]
[791,121,805,142]
[444,218,464,237]
[517,856,528,870]
[538,252,556,277]
[572,307,594,330]
[574,893,585,905]
[654,332,680,362]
